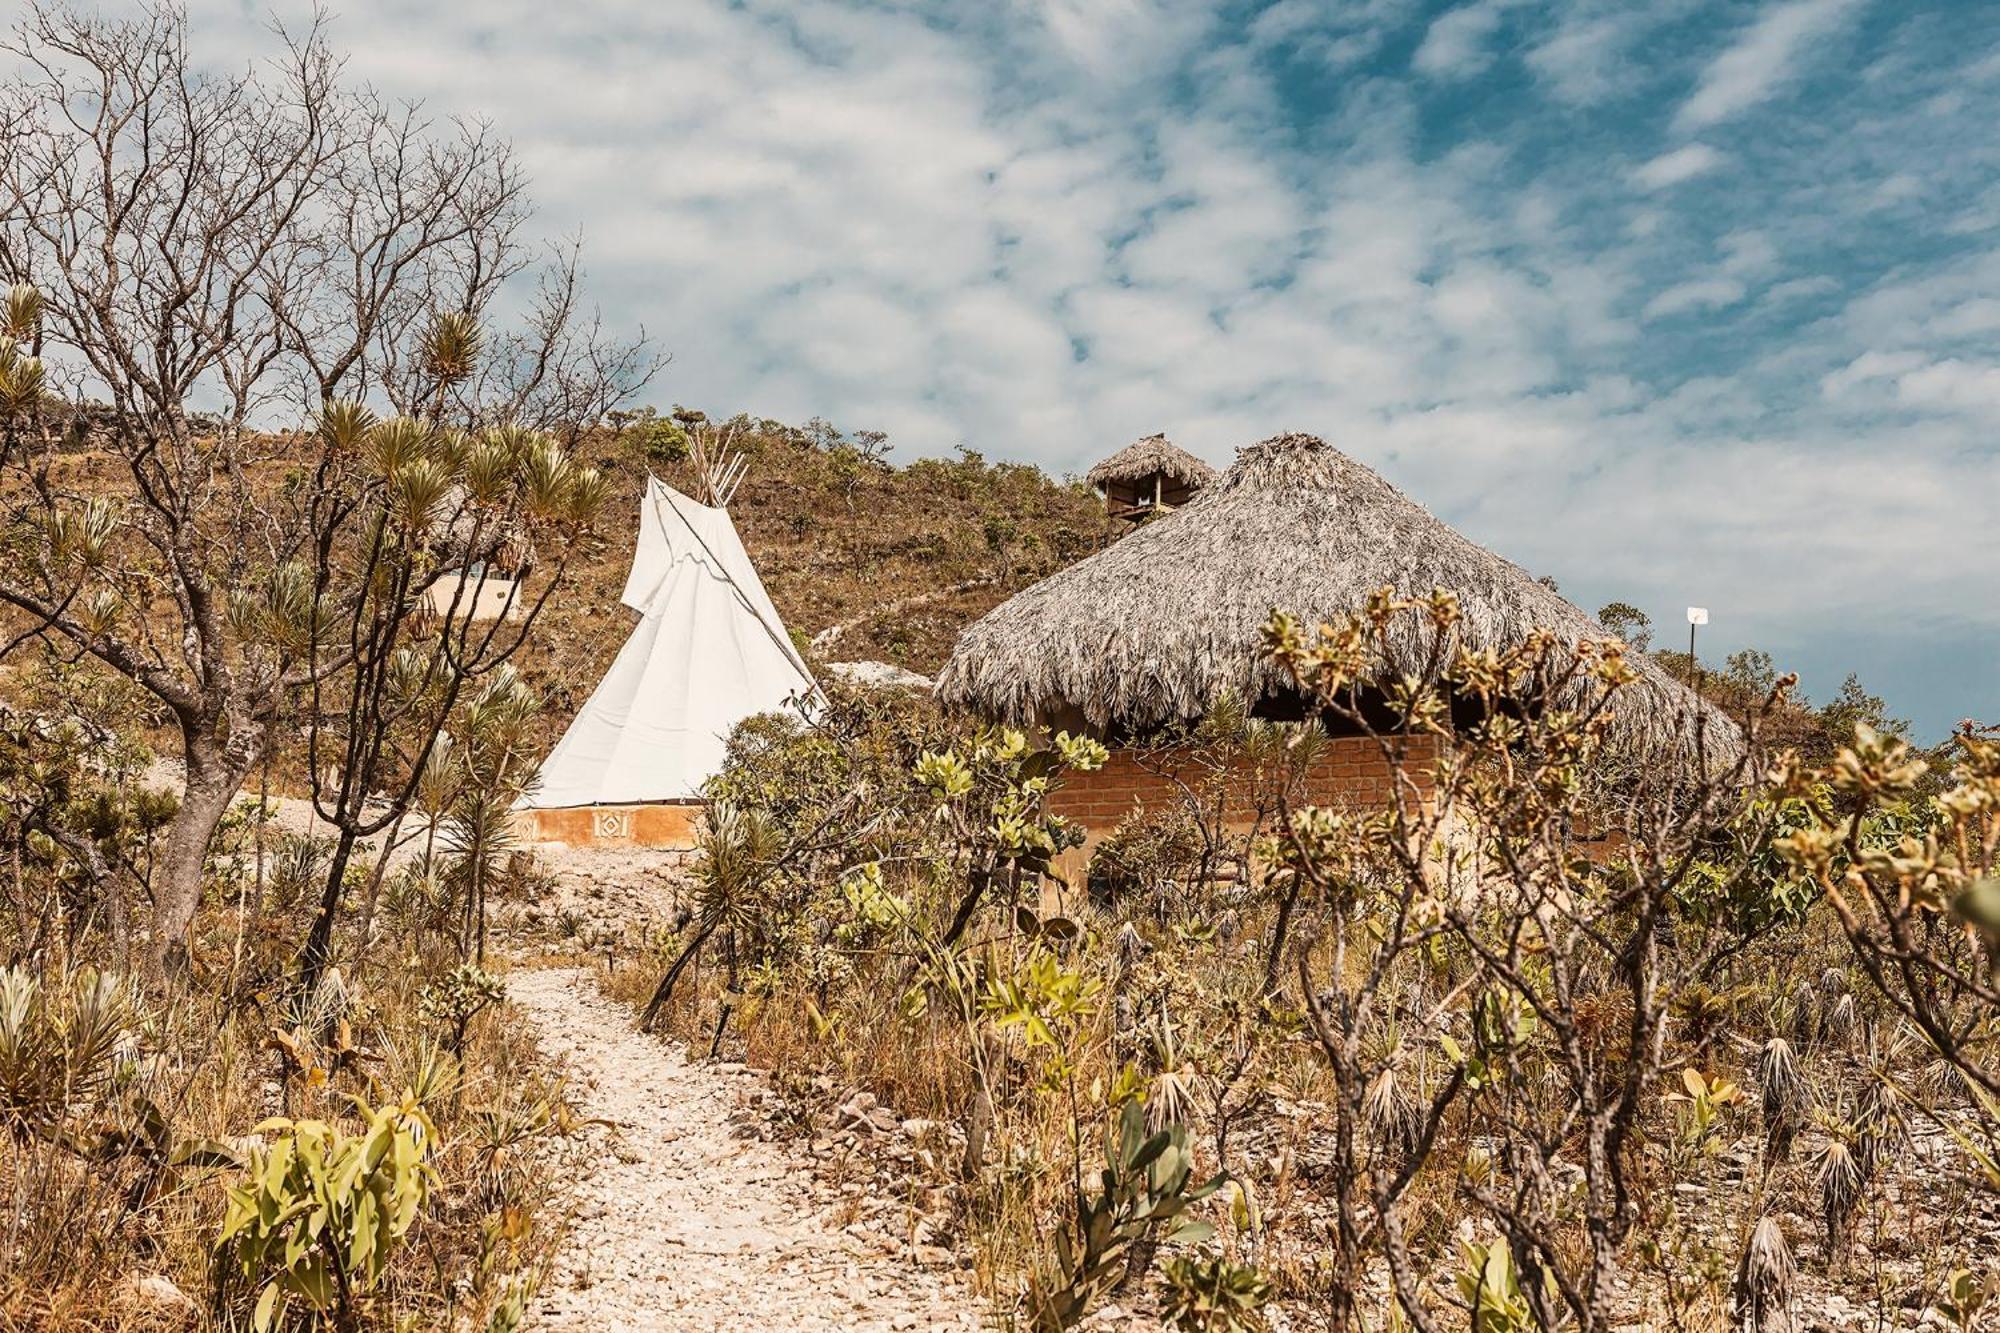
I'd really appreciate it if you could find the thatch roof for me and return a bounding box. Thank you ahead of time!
[1085,433,1218,491]
[938,433,1739,760]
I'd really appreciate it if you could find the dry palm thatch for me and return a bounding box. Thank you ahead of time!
[1085,433,1218,492]
[938,432,1739,760]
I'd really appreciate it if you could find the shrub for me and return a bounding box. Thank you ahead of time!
[217,1095,439,1331]
[1088,805,1205,905]
[1160,1253,1274,1332]
[1025,1098,1225,1330]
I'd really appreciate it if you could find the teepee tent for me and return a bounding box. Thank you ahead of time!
[525,475,815,810]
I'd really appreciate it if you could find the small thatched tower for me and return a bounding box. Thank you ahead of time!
[939,432,1736,840]
[1086,433,1217,522]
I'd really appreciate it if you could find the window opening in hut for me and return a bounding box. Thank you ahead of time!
[1102,469,1201,522]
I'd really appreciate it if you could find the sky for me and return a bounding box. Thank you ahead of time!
[184,0,2000,740]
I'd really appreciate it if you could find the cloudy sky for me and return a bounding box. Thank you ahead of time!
[191,0,1999,738]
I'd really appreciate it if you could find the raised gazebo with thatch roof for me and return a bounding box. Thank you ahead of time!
[1086,433,1217,522]
[940,432,1735,839]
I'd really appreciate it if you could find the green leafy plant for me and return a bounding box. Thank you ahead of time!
[1665,1066,1746,1159]
[217,1094,439,1332]
[1456,1241,1536,1333]
[1159,1253,1274,1332]
[1025,1099,1224,1330]
[917,724,1106,947]
[1941,1267,1993,1331]
[419,964,507,1055]
[982,947,1100,1063]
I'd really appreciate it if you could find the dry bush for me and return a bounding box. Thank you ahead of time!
[597,589,1999,1333]
[0,936,582,1330]
[0,667,588,1330]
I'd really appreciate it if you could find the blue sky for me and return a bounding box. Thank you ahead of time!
[191,0,2000,739]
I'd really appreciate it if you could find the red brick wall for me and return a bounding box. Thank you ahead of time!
[1045,733,1445,837]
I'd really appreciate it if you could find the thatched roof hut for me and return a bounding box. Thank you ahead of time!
[1085,433,1218,492]
[1086,433,1217,521]
[939,432,1737,758]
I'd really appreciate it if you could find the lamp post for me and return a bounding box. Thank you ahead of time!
[1687,606,1708,699]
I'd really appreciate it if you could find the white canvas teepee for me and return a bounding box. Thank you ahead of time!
[524,475,815,808]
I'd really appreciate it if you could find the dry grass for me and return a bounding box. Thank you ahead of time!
[0,921,583,1331]
[569,711,2000,1333]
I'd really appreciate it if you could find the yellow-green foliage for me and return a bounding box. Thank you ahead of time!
[218,1095,439,1331]
[1456,1242,1536,1333]
[1160,1253,1274,1333]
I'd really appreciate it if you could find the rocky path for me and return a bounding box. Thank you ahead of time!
[508,968,985,1332]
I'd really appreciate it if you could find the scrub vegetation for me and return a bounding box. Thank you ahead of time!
[602,594,1995,1332]
[1,5,1993,1333]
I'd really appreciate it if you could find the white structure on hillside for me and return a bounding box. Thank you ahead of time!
[524,475,816,809]
[424,564,522,622]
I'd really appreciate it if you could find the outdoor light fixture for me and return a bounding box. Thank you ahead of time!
[1686,607,1708,698]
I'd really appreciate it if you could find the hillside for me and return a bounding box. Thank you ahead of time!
[518,414,1120,742]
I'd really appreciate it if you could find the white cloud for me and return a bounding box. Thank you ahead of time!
[1871,173,1923,207]
[1643,278,1747,320]
[1631,143,1724,190]
[1893,359,2000,417]
[1762,275,1839,305]
[1928,297,2000,339]
[1675,0,1866,131]
[1526,11,1637,105]
[1819,348,1927,398]
[1719,230,1778,275]
[1413,0,1519,79]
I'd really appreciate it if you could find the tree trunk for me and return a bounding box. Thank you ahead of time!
[300,829,360,996]
[1261,870,1305,999]
[147,741,249,984]
[354,806,408,951]
[961,1041,994,1180]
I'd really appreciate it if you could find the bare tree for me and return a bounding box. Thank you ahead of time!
[294,403,606,994]
[1262,595,1776,1332]
[0,2,651,980]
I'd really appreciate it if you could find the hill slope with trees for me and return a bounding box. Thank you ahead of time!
[516,410,1119,746]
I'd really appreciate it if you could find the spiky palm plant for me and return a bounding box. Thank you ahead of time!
[442,667,542,962]
[1853,1075,1899,1176]
[1758,1037,1807,1166]
[1822,991,1859,1050]
[420,310,483,388]
[0,966,134,1141]
[1787,981,1821,1051]
[1814,1132,1865,1261]
[0,285,44,417]
[1733,1215,1796,1333]
[639,802,783,1029]
[2,283,43,340]
[1145,1011,1197,1134]
[690,800,784,937]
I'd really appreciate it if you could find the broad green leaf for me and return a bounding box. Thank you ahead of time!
[253,1283,280,1332]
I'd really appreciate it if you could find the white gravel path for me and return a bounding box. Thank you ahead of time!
[508,968,985,1332]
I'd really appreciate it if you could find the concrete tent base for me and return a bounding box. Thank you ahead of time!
[516,803,704,850]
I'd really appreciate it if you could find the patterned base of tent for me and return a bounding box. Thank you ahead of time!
[516,803,703,849]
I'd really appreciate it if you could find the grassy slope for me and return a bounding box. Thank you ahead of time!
[516,417,1121,745]
[0,415,1118,768]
